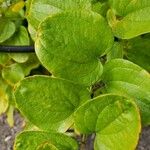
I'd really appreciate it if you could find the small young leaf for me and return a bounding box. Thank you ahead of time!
[74,94,141,150]
[102,59,150,125]
[0,19,16,43]
[2,63,24,85]
[19,54,40,76]
[14,131,78,150]
[0,53,10,65]
[15,76,90,132]
[35,10,113,86]
[3,26,30,63]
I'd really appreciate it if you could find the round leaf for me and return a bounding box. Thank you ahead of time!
[74,94,141,150]
[2,63,25,85]
[35,10,113,86]
[15,76,90,132]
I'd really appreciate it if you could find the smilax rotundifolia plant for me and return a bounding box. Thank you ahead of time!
[0,0,150,150]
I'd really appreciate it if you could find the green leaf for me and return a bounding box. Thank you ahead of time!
[102,59,150,125]
[3,26,30,63]
[107,42,123,61]
[26,0,91,39]
[124,36,150,72]
[0,19,16,43]
[92,1,109,17]
[35,10,113,86]
[112,8,150,39]
[0,53,10,65]
[74,94,141,150]
[15,76,90,132]
[19,54,40,76]
[0,78,9,115]
[14,131,78,150]
[108,1,150,39]
[109,0,150,17]
[6,105,14,127]
[2,63,24,85]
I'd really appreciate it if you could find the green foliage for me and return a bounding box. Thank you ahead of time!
[0,0,150,149]
[108,0,150,39]
[15,76,90,132]
[35,10,113,86]
[14,131,78,150]
[102,59,150,125]
[74,94,140,150]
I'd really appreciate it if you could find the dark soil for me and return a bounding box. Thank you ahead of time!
[0,111,150,150]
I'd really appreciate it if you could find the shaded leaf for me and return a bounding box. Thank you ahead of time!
[124,36,150,72]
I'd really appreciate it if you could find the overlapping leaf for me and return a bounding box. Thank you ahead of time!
[74,94,140,150]
[102,59,150,125]
[26,0,91,39]
[3,26,30,63]
[124,36,150,72]
[15,76,90,132]
[35,10,113,86]
[14,131,78,150]
[107,42,123,61]
[108,0,150,39]
[0,19,16,43]
[2,63,24,85]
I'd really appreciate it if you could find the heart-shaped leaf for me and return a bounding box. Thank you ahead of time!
[102,59,150,125]
[15,76,90,132]
[74,94,141,150]
[14,131,78,150]
[35,10,113,86]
